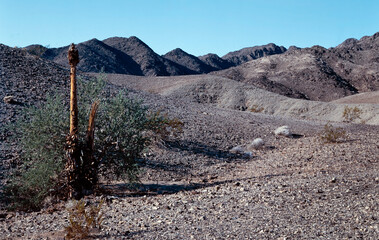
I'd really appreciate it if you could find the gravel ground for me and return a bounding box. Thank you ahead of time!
[1,79,378,239]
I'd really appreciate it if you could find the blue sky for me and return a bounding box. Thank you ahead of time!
[1,0,378,56]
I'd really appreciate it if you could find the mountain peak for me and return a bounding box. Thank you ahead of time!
[163,48,216,74]
[222,43,287,66]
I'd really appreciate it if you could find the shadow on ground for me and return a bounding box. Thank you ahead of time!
[99,172,287,198]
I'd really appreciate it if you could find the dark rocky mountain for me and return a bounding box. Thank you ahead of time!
[163,48,216,74]
[103,36,193,76]
[0,44,69,107]
[198,53,233,71]
[222,43,287,66]
[324,32,379,92]
[26,39,143,75]
[24,37,289,76]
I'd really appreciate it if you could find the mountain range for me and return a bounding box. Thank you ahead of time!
[13,31,379,102]
[24,36,287,76]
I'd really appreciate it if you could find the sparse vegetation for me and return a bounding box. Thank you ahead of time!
[342,106,362,123]
[4,94,68,211]
[319,123,347,143]
[4,75,182,211]
[65,199,104,239]
[249,104,264,113]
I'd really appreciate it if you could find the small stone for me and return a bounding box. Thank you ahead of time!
[274,126,291,137]
[247,138,265,150]
[3,96,16,104]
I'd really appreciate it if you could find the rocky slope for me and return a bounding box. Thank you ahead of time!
[216,32,379,101]
[0,44,70,186]
[103,73,379,125]
[214,48,358,101]
[325,32,379,92]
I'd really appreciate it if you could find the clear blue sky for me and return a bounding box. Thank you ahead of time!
[1,0,378,56]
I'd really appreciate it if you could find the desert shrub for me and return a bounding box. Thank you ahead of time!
[4,94,68,211]
[319,123,347,143]
[4,75,181,211]
[342,106,362,123]
[65,199,104,239]
[249,104,264,113]
[146,109,184,141]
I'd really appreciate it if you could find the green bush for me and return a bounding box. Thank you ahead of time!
[4,75,181,211]
[4,94,68,211]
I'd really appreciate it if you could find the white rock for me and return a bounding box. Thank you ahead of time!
[248,138,265,150]
[3,96,15,104]
[274,126,291,137]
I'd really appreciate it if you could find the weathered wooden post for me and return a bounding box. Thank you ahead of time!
[83,100,100,191]
[66,43,81,199]
[68,43,79,135]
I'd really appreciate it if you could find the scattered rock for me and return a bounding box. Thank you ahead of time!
[274,126,291,137]
[3,96,16,104]
[247,138,265,150]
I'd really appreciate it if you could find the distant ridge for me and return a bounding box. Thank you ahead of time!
[24,36,287,76]
[222,43,287,66]
[215,32,379,101]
